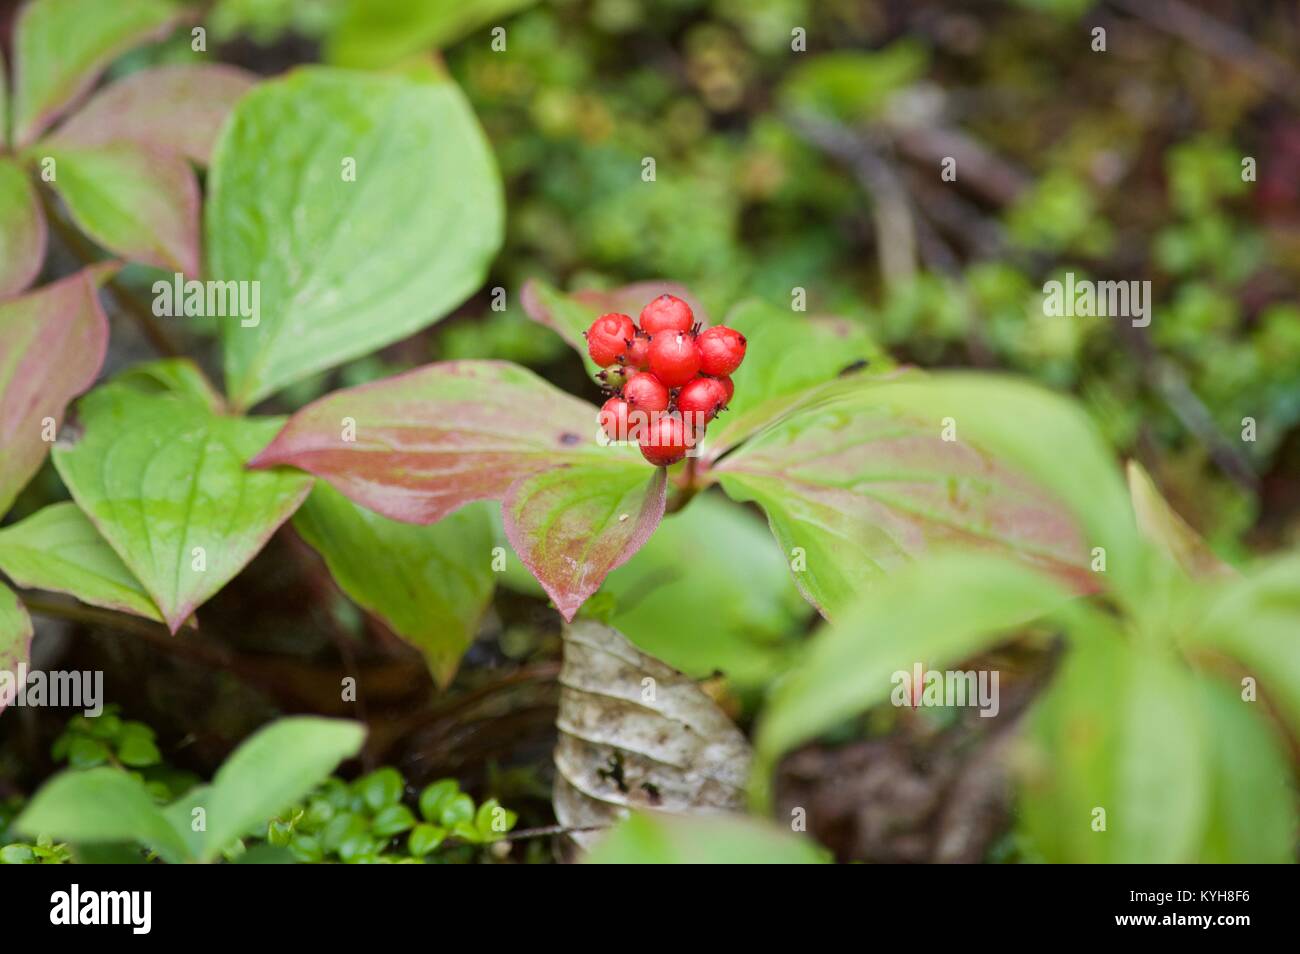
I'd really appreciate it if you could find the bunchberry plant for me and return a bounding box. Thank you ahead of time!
[0,0,1293,866]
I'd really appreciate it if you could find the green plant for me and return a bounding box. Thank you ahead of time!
[260,771,518,864]
[748,381,1298,863]
[16,717,364,863]
[0,0,1294,867]
[0,798,70,864]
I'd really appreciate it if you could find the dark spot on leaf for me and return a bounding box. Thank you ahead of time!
[838,359,869,377]
[597,751,629,794]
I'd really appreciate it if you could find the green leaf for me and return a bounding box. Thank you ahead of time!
[601,492,810,688]
[233,843,296,864]
[116,733,162,768]
[1189,553,1300,733]
[9,0,180,148]
[474,798,516,841]
[0,266,110,514]
[810,373,1146,607]
[41,64,256,165]
[207,67,503,410]
[353,767,404,812]
[197,717,365,862]
[42,142,200,276]
[438,792,474,828]
[1018,633,1208,863]
[67,735,110,768]
[293,484,496,687]
[109,357,226,412]
[418,780,459,823]
[715,377,1096,618]
[0,844,34,864]
[1194,677,1295,862]
[0,502,163,621]
[52,383,313,631]
[703,299,887,454]
[16,767,190,863]
[780,43,929,123]
[584,812,830,864]
[503,461,667,621]
[327,0,541,68]
[0,583,33,714]
[407,823,446,856]
[371,804,416,838]
[753,551,1072,804]
[0,156,46,299]
[1126,460,1233,579]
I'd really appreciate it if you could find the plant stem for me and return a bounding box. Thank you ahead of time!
[500,823,610,842]
[21,593,175,640]
[665,455,701,514]
[36,184,183,357]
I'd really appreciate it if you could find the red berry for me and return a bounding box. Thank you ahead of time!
[647,331,701,388]
[599,397,631,442]
[677,375,730,423]
[624,332,651,369]
[639,413,693,466]
[716,375,734,403]
[696,326,746,376]
[586,313,635,367]
[623,371,670,412]
[639,294,694,335]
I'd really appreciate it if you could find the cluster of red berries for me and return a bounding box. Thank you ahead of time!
[584,294,747,466]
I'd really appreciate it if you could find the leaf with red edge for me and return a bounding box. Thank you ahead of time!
[0,267,111,515]
[504,461,667,621]
[43,142,201,277]
[41,64,257,165]
[250,361,607,523]
[0,583,34,713]
[1,45,9,149]
[1126,460,1233,581]
[0,157,46,300]
[0,502,164,623]
[521,278,709,378]
[9,0,180,148]
[52,381,313,632]
[714,379,1096,618]
[251,360,667,619]
[701,299,888,457]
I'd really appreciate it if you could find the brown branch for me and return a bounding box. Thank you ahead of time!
[21,592,179,641]
[37,183,184,357]
[787,111,918,288]
[1109,0,1300,100]
[500,823,610,842]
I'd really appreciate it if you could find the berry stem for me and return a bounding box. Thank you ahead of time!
[665,455,701,514]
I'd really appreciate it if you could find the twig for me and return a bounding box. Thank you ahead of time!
[500,823,610,842]
[20,593,335,711]
[1113,321,1257,492]
[22,593,182,641]
[1109,0,1300,101]
[889,124,1031,207]
[787,111,918,288]
[37,184,183,357]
